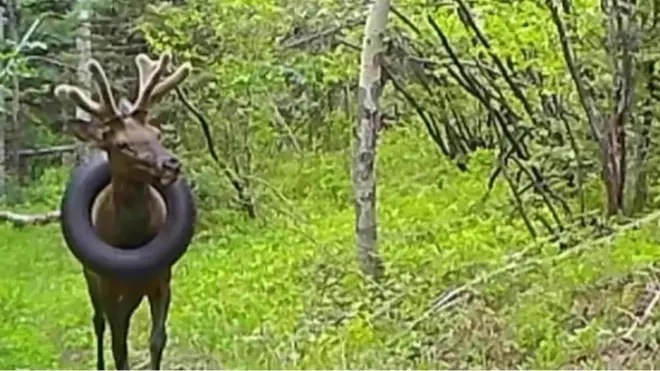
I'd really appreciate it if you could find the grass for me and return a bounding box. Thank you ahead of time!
[2,128,660,369]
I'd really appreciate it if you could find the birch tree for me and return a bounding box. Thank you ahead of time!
[74,0,101,162]
[7,0,21,193]
[353,0,390,280]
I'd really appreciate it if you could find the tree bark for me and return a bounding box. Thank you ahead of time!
[626,60,654,215]
[547,0,637,217]
[75,0,103,163]
[353,0,389,280]
[601,0,636,216]
[0,4,6,194]
[6,0,22,196]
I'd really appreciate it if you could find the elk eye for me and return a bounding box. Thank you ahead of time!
[116,141,128,149]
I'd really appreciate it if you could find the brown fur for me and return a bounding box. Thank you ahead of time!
[54,53,192,370]
[86,178,171,370]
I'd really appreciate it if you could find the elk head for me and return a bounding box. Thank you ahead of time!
[55,53,192,186]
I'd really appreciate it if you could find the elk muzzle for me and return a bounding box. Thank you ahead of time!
[156,153,182,187]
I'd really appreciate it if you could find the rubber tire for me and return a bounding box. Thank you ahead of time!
[60,155,197,281]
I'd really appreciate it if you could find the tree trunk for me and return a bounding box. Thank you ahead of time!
[0,4,6,195]
[6,0,22,200]
[75,0,102,163]
[601,116,626,215]
[353,0,389,280]
[602,0,636,216]
[626,61,654,215]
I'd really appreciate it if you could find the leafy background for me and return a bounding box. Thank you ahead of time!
[2,0,660,368]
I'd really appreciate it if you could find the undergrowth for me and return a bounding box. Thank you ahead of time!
[1,128,660,369]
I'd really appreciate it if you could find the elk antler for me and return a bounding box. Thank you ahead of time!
[54,53,192,123]
[133,52,192,112]
[54,59,120,122]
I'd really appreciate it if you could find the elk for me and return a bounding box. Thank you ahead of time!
[54,52,195,370]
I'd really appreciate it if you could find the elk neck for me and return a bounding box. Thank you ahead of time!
[108,174,159,249]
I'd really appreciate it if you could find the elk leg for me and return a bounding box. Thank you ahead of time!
[148,286,171,370]
[107,295,142,370]
[84,275,106,370]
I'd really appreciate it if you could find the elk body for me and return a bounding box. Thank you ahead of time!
[54,52,194,370]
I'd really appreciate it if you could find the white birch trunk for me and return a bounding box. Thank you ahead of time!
[352,0,390,280]
[75,0,102,162]
[8,0,21,189]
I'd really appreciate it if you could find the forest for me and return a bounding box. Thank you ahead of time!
[1,0,660,368]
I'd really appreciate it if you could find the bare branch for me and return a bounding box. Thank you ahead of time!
[545,0,603,144]
[17,144,77,157]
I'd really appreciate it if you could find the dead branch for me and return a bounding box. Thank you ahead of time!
[623,287,660,339]
[0,210,59,226]
[17,144,77,157]
[390,5,422,35]
[388,208,660,347]
[427,16,481,97]
[511,157,567,229]
[174,86,256,218]
[558,111,587,224]
[427,15,528,160]
[494,126,538,237]
[280,17,365,49]
[383,63,451,156]
[545,0,603,144]
[454,0,542,129]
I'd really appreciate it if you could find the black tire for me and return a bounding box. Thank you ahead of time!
[60,155,197,281]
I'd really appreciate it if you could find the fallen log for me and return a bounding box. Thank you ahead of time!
[0,210,60,227]
[17,144,77,157]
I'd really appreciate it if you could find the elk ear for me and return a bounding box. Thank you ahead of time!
[66,118,107,143]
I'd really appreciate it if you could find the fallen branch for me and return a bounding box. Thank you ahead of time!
[17,144,77,157]
[388,209,660,346]
[0,210,60,226]
[622,286,660,339]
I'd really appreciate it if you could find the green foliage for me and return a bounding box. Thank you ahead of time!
[3,0,660,368]
[1,129,659,369]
